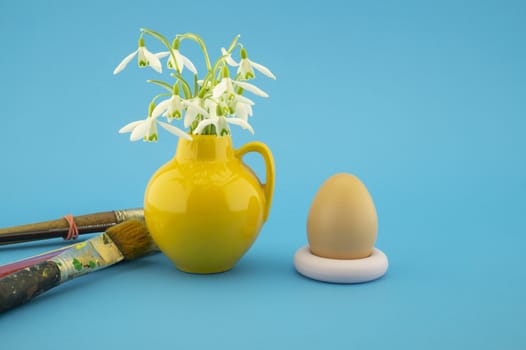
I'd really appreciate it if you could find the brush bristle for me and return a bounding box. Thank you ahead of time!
[105,220,157,260]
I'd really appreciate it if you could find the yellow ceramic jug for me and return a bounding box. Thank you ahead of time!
[144,135,275,274]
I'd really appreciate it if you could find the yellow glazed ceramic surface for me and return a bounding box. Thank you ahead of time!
[144,135,275,274]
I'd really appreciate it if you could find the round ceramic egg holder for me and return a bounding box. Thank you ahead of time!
[294,246,388,284]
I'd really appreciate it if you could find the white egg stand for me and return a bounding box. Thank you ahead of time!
[294,246,388,284]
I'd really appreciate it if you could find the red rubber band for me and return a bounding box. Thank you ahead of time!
[63,214,79,240]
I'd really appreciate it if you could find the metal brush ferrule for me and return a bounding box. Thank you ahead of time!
[51,233,125,283]
[114,208,144,223]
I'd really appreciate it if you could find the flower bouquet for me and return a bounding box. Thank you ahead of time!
[114,28,276,142]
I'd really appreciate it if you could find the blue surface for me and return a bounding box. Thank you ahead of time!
[1,0,525,348]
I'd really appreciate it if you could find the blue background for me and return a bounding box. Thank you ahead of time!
[0,0,525,348]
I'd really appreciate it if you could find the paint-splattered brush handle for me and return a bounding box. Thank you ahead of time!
[0,233,125,312]
[0,260,61,312]
[0,245,72,278]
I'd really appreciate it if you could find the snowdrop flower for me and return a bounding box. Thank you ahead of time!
[237,48,276,80]
[206,98,230,120]
[231,80,269,98]
[183,97,208,128]
[118,116,160,142]
[194,116,254,135]
[213,66,268,101]
[214,80,266,124]
[221,48,238,67]
[168,50,198,74]
[113,38,164,74]
[212,76,236,99]
[157,40,197,74]
[153,94,185,121]
[233,94,254,121]
[119,117,191,141]
[119,104,191,142]
[194,99,254,136]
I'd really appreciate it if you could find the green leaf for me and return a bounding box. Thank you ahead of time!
[147,80,173,92]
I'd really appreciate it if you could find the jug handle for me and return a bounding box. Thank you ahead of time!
[235,142,275,222]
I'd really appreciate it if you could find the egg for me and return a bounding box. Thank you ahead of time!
[307,173,378,259]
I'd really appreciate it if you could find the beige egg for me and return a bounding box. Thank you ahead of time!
[307,173,378,259]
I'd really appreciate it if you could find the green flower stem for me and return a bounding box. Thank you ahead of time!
[148,93,172,115]
[170,73,192,99]
[198,86,208,99]
[202,60,221,89]
[151,93,171,102]
[147,80,173,92]
[200,56,226,94]
[148,101,156,116]
[199,35,240,95]
[173,82,180,95]
[227,34,241,52]
[177,33,212,72]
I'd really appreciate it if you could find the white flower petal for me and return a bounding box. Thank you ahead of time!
[155,51,170,59]
[213,78,235,99]
[137,47,148,67]
[226,117,255,134]
[232,80,269,97]
[158,121,192,140]
[212,79,228,98]
[250,60,276,80]
[186,99,208,116]
[144,49,162,73]
[197,79,213,88]
[118,120,143,133]
[175,51,186,72]
[238,59,254,79]
[151,99,171,118]
[167,55,176,69]
[193,118,217,134]
[221,48,239,66]
[235,103,253,121]
[179,53,198,74]
[217,117,230,135]
[166,96,184,119]
[146,119,158,141]
[183,108,198,128]
[205,99,218,119]
[130,121,149,141]
[235,94,255,106]
[113,50,138,75]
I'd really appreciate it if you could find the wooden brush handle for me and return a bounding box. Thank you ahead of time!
[0,261,61,312]
[0,211,117,237]
[0,209,144,245]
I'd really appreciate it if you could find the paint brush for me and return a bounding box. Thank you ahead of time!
[0,220,157,313]
[0,208,144,245]
[0,245,74,278]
